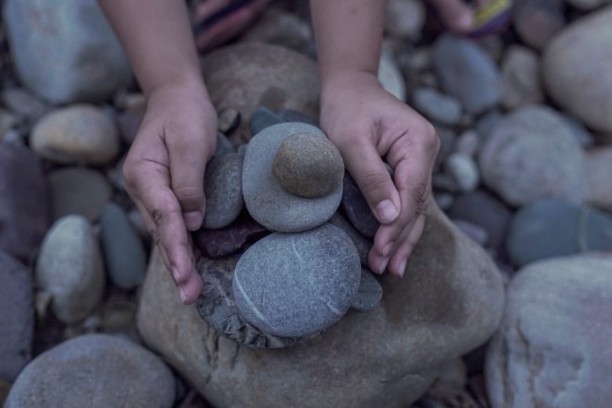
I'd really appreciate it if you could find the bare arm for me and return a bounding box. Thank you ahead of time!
[99,0,217,304]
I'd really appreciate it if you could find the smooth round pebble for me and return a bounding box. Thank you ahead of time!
[204,153,244,229]
[412,86,462,126]
[233,223,361,337]
[100,203,147,290]
[36,215,105,324]
[273,133,344,198]
[243,122,343,232]
[49,167,112,222]
[445,153,479,193]
[5,334,175,408]
[30,105,120,164]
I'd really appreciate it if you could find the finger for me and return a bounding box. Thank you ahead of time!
[127,166,198,303]
[167,129,215,232]
[339,138,401,225]
[195,0,234,21]
[387,214,426,277]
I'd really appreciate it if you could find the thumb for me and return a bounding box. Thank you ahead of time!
[341,140,400,224]
[168,132,215,231]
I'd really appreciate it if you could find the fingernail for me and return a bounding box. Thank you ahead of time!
[379,258,389,274]
[376,199,399,224]
[179,287,188,304]
[184,211,203,231]
[398,260,407,278]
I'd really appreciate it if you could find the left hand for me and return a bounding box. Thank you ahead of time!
[320,71,439,277]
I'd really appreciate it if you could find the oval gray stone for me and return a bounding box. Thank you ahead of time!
[479,105,585,206]
[351,268,383,312]
[232,223,361,337]
[36,215,105,324]
[273,132,344,198]
[204,153,244,229]
[5,334,175,408]
[49,167,112,222]
[242,122,343,232]
[100,203,147,290]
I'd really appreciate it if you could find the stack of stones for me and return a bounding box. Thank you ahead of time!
[193,109,383,348]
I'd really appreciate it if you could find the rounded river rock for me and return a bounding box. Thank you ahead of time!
[232,223,361,337]
[273,132,344,198]
[204,153,244,229]
[242,122,343,232]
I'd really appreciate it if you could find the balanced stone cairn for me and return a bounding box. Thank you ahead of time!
[193,109,383,349]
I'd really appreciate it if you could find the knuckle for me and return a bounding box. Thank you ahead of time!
[419,123,440,154]
[173,186,204,209]
[360,172,391,195]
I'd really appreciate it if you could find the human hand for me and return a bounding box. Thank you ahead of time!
[123,81,217,304]
[320,71,439,277]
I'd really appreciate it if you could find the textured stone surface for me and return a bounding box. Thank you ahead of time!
[273,133,344,198]
[506,199,612,267]
[0,144,49,260]
[585,148,612,210]
[342,173,379,239]
[100,203,147,290]
[204,153,244,229]
[449,191,511,250]
[5,334,175,408]
[243,122,342,232]
[543,6,612,134]
[479,105,585,206]
[137,206,505,408]
[329,213,372,266]
[193,216,269,258]
[36,215,105,324]
[30,105,120,165]
[3,0,131,104]
[486,255,612,408]
[432,35,502,114]
[202,43,319,145]
[233,224,361,337]
[0,251,33,382]
[196,255,309,349]
[501,45,543,109]
[49,167,112,222]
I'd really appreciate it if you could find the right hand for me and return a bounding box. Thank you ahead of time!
[123,81,217,304]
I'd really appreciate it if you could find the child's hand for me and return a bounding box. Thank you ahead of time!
[320,71,439,277]
[123,82,217,304]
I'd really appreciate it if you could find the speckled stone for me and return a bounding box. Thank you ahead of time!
[5,334,175,408]
[196,255,308,349]
[329,213,372,266]
[36,215,105,324]
[100,203,147,290]
[233,223,361,337]
[242,122,342,232]
[204,153,244,229]
[49,167,112,222]
[273,133,344,198]
[342,173,380,239]
[30,105,120,165]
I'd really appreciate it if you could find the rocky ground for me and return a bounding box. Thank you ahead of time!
[1,0,612,407]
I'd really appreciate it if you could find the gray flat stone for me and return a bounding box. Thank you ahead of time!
[204,153,244,229]
[233,223,361,337]
[243,122,342,232]
[351,268,383,312]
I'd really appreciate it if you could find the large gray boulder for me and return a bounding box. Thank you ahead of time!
[137,206,505,408]
[3,0,131,104]
[486,254,612,408]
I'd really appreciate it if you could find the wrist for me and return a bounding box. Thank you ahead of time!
[320,69,379,106]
